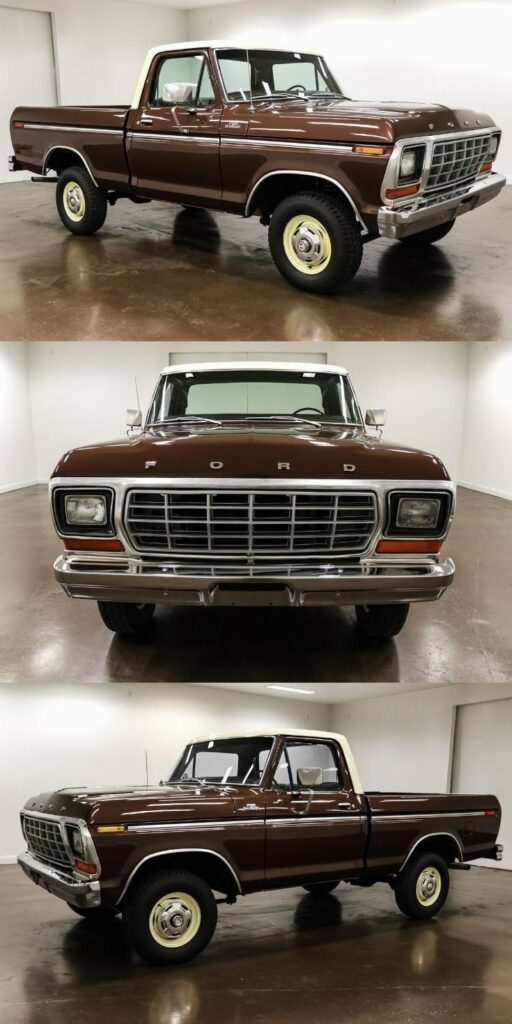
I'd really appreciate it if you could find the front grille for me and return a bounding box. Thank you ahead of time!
[125,489,378,559]
[426,133,491,193]
[22,815,72,871]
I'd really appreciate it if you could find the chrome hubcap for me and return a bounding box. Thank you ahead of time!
[66,187,82,214]
[157,900,192,939]
[291,224,324,265]
[416,866,442,906]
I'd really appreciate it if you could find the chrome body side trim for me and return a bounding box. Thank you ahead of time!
[398,832,464,872]
[18,851,102,908]
[244,169,368,231]
[24,123,122,135]
[116,848,242,904]
[42,145,100,186]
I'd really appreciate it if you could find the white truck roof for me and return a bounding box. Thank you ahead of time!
[191,728,363,794]
[161,361,348,376]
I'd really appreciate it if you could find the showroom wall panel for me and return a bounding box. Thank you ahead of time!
[188,0,512,176]
[0,682,330,861]
[460,341,512,500]
[0,343,37,491]
[2,0,186,106]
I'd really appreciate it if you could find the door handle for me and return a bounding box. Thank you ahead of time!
[337,802,352,810]
[140,115,153,126]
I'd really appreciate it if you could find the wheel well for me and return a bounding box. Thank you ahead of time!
[403,834,462,868]
[119,851,240,904]
[246,172,360,223]
[44,147,94,180]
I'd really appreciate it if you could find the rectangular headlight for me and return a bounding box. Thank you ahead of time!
[489,133,500,158]
[65,494,107,526]
[399,145,425,182]
[66,825,85,858]
[397,497,441,530]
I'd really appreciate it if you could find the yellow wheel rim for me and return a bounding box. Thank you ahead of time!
[282,214,332,275]
[63,181,86,222]
[416,867,442,907]
[149,891,201,948]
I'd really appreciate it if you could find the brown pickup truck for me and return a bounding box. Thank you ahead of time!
[9,42,505,293]
[18,729,503,965]
[50,361,455,640]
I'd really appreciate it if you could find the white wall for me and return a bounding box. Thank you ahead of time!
[459,341,512,501]
[0,682,329,861]
[26,340,467,482]
[0,342,37,492]
[188,0,512,176]
[3,0,186,106]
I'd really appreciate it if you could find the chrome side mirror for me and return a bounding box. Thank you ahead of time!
[365,408,387,428]
[126,408,142,428]
[162,82,195,106]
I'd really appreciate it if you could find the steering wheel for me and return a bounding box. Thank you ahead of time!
[292,406,324,416]
[287,84,307,94]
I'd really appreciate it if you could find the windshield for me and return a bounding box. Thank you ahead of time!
[147,370,362,426]
[168,736,274,786]
[216,48,343,102]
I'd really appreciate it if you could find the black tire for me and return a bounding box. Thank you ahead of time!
[303,881,340,895]
[67,904,120,921]
[123,869,218,966]
[268,191,363,293]
[355,603,410,639]
[394,852,450,920]
[97,601,155,636]
[399,219,455,246]
[56,165,107,235]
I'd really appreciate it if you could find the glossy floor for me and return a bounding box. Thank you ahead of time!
[1,864,511,1024]
[0,182,511,342]
[1,485,511,684]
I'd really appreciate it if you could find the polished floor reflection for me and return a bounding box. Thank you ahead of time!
[0,182,510,341]
[1,864,511,1024]
[1,485,511,684]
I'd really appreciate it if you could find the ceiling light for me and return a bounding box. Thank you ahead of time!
[265,685,316,695]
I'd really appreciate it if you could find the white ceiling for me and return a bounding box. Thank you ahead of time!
[123,0,246,9]
[198,682,455,705]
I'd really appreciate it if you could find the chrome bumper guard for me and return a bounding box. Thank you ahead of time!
[54,553,455,607]
[17,850,101,908]
[378,172,506,240]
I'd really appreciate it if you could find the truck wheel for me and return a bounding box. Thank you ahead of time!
[56,166,107,236]
[268,191,363,293]
[355,603,409,638]
[399,220,455,246]
[97,601,155,636]
[394,852,450,920]
[123,870,218,966]
[67,904,120,921]
[303,881,340,895]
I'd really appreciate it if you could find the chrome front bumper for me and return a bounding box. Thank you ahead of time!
[54,554,455,607]
[18,851,101,908]
[378,172,506,240]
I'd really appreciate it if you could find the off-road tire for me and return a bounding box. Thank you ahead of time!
[399,220,455,246]
[355,603,410,639]
[123,869,218,966]
[269,191,363,293]
[67,904,120,921]
[303,881,340,895]
[97,601,155,636]
[56,165,108,235]
[394,852,450,920]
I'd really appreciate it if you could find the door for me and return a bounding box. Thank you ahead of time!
[0,7,57,183]
[264,737,365,886]
[451,698,512,870]
[127,49,223,206]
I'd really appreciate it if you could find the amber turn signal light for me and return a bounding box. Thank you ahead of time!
[376,539,443,554]
[354,145,386,156]
[480,161,493,173]
[385,184,420,200]
[96,825,127,833]
[74,860,97,874]
[63,537,125,551]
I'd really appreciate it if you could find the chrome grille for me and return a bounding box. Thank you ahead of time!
[426,133,491,192]
[125,489,378,559]
[22,815,72,871]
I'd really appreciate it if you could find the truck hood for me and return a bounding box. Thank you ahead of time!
[23,784,244,827]
[246,97,496,145]
[53,425,450,481]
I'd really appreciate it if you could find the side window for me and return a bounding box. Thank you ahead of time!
[151,53,215,108]
[273,741,342,790]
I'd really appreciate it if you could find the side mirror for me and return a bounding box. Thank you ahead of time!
[161,81,195,106]
[365,408,387,428]
[126,408,142,428]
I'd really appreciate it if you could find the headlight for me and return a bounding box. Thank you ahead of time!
[67,825,85,858]
[65,494,107,526]
[397,497,441,530]
[399,145,425,181]
[489,134,500,158]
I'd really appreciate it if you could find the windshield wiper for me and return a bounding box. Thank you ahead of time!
[151,416,223,428]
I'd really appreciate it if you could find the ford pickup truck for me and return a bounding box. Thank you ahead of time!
[18,729,503,965]
[49,361,455,639]
[9,42,506,293]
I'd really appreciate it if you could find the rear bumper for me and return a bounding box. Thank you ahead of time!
[485,844,504,862]
[54,553,455,607]
[378,172,506,240]
[17,851,101,908]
